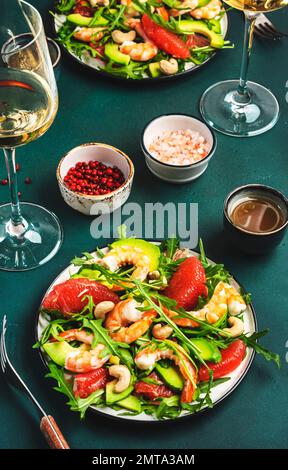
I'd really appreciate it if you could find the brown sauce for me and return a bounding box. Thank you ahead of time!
[231,198,284,233]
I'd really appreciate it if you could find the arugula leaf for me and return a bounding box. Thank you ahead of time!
[241,330,280,368]
[46,363,76,405]
[70,390,104,419]
[56,0,75,13]
[46,363,104,419]
[160,237,179,258]
[117,224,127,239]
[156,396,181,420]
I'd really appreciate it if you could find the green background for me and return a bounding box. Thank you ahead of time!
[0,0,287,449]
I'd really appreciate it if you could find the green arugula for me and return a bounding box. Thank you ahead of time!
[46,363,104,419]
[56,0,75,13]
[240,330,280,368]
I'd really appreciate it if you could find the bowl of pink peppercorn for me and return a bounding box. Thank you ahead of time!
[57,143,134,215]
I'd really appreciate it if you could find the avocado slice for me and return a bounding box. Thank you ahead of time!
[177,20,224,49]
[209,18,222,34]
[197,0,212,5]
[67,13,109,27]
[190,338,221,363]
[43,341,75,367]
[117,395,142,413]
[67,13,92,27]
[155,364,184,392]
[105,43,130,65]
[149,62,161,78]
[111,239,160,272]
[106,381,134,405]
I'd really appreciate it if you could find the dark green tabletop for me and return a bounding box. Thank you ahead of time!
[0,0,287,450]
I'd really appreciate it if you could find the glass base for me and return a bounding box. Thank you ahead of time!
[199,80,279,137]
[0,202,63,271]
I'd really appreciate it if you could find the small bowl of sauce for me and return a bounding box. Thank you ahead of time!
[224,185,288,254]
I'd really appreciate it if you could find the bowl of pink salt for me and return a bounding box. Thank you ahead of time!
[141,114,216,184]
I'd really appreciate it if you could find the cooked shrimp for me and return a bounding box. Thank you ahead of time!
[135,340,197,403]
[125,18,151,42]
[163,305,199,328]
[152,323,173,340]
[65,343,110,373]
[100,245,151,282]
[190,0,222,20]
[170,0,199,16]
[73,27,106,42]
[120,41,158,62]
[105,298,157,344]
[190,281,246,324]
[51,328,93,344]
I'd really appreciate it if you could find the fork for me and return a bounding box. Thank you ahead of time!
[1,316,70,449]
[254,14,288,40]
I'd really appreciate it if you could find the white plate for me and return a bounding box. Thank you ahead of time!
[53,12,229,80]
[37,245,256,421]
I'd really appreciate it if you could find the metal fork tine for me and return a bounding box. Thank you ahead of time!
[263,22,287,38]
[255,24,281,40]
[254,26,272,40]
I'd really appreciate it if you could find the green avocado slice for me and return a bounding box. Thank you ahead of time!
[104,43,130,65]
[111,239,160,272]
[177,20,224,49]
[43,341,75,367]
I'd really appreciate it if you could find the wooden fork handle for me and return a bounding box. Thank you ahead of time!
[40,415,70,449]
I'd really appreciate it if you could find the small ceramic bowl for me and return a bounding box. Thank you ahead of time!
[141,114,216,184]
[57,143,134,215]
[224,184,288,255]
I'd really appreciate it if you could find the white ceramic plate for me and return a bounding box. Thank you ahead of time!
[53,12,229,81]
[37,245,256,421]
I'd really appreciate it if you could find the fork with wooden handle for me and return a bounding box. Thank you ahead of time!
[0,316,70,449]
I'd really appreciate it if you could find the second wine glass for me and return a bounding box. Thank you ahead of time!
[200,0,288,137]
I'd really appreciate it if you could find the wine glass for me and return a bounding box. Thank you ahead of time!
[200,0,288,137]
[0,0,63,271]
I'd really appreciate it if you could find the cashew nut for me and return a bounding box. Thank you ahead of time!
[109,365,131,393]
[149,270,160,280]
[94,301,115,319]
[90,0,110,7]
[159,58,178,75]
[221,317,244,338]
[112,30,136,45]
[152,323,173,340]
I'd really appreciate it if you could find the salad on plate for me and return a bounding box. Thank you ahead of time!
[36,237,279,420]
[53,0,232,79]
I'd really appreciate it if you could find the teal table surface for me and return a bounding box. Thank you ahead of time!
[0,0,287,450]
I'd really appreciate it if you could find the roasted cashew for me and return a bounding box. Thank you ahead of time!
[94,301,115,319]
[112,29,136,44]
[221,317,244,338]
[109,365,131,393]
[90,0,110,7]
[159,58,178,75]
[148,270,160,280]
[152,323,173,340]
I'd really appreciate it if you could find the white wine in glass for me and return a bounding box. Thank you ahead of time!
[0,1,62,271]
[200,0,288,137]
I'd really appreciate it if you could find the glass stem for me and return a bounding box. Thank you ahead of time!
[236,12,257,104]
[3,148,23,226]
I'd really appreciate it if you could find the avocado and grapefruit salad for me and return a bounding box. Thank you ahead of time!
[36,236,279,420]
[53,0,232,79]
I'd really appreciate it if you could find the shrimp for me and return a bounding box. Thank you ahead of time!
[190,281,246,324]
[135,340,197,403]
[49,328,110,373]
[120,41,158,62]
[73,27,106,43]
[163,282,246,327]
[65,344,110,373]
[100,245,151,282]
[190,0,222,20]
[125,18,150,42]
[52,328,93,344]
[105,298,157,343]
[170,0,199,17]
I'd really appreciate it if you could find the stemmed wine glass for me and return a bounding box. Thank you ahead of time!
[200,0,288,137]
[0,0,63,271]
